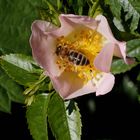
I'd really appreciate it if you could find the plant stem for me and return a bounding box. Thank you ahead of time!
[88,0,100,17]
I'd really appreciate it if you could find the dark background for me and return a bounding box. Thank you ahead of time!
[0,81,140,140]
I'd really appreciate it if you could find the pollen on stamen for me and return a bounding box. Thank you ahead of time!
[55,26,106,84]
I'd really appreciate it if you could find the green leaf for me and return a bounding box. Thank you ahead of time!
[48,93,82,140]
[122,76,138,101]
[105,0,140,31]
[127,39,140,61]
[129,0,140,14]
[0,69,25,103]
[26,93,51,140]
[105,0,121,19]
[1,54,42,74]
[113,17,125,32]
[111,59,137,74]
[0,54,41,86]
[0,0,42,54]
[0,87,11,113]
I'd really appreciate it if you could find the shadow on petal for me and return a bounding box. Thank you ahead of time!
[50,71,97,99]
[50,71,85,99]
[94,43,115,72]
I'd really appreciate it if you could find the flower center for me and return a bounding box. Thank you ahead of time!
[56,26,105,84]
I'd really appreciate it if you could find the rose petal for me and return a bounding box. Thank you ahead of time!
[96,73,115,96]
[30,20,63,76]
[95,15,117,43]
[49,71,84,98]
[49,14,99,37]
[48,71,96,99]
[59,14,99,30]
[94,43,115,72]
[114,41,135,64]
[95,15,134,65]
[65,80,96,99]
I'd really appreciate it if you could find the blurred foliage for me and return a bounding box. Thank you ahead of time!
[122,76,139,101]
[0,0,140,140]
[0,0,42,55]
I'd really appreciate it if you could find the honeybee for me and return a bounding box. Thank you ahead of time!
[55,44,90,66]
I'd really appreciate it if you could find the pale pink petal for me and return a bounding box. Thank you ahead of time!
[96,73,115,96]
[49,71,84,98]
[94,43,115,72]
[48,71,96,99]
[65,80,96,99]
[95,15,117,43]
[30,20,63,76]
[59,14,99,30]
[95,15,134,64]
[33,20,57,32]
[50,14,99,37]
[114,42,135,64]
[65,73,115,99]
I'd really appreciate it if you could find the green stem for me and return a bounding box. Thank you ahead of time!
[44,0,57,13]
[44,0,60,26]
[23,72,47,95]
[23,72,50,105]
[88,0,100,17]
[57,0,61,10]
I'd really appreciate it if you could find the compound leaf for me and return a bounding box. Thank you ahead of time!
[0,54,41,86]
[48,93,82,140]
[105,0,140,31]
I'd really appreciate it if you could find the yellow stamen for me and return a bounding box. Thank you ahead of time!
[56,26,106,84]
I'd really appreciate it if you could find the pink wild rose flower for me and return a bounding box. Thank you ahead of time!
[30,14,133,99]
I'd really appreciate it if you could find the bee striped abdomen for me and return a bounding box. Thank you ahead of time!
[68,51,89,66]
